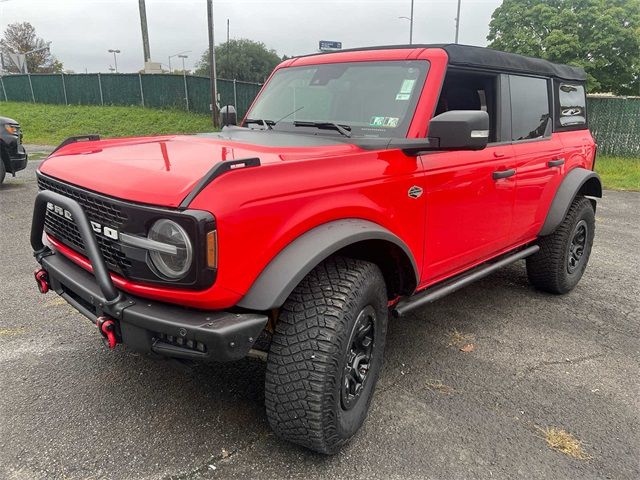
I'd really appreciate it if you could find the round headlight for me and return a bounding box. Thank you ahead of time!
[147,219,193,280]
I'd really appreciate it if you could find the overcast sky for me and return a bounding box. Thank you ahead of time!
[0,0,502,73]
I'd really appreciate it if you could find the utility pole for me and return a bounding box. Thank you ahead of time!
[455,0,462,44]
[207,0,219,128]
[139,0,151,64]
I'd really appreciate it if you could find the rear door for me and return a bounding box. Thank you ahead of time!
[508,75,565,242]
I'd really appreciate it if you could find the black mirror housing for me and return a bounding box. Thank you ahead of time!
[427,110,490,151]
[220,105,237,127]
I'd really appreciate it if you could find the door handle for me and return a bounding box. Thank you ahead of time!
[492,169,516,180]
[493,151,506,158]
[547,158,565,167]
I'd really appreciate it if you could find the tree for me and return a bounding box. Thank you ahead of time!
[487,0,640,95]
[195,39,282,83]
[0,22,62,73]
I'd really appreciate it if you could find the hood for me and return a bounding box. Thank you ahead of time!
[38,130,364,208]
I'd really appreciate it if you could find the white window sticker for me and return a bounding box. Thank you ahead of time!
[395,93,411,101]
[399,79,416,95]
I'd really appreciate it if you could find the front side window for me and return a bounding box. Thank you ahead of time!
[509,75,551,141]
[557,83,586,126]
[245,61,429,138]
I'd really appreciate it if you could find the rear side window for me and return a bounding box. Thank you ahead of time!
[557,83,586,127]
[509,75,551,141]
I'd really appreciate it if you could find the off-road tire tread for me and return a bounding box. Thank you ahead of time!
[265,256,386,454]
[527,196,595,294]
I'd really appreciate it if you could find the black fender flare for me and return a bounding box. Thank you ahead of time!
[237,219,419,310]
[539,167,602,236]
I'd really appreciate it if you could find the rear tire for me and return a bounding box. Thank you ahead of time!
[0,158,6,185]
[526,196,595,294]
[265,257,388,454]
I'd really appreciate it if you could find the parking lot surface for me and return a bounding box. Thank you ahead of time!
[1,159,639,479]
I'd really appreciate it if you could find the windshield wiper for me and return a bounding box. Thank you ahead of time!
[244,118,275,129]
[293,121,352,137]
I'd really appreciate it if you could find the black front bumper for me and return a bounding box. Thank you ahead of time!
[2,135,27,173]
[32,190,267,362]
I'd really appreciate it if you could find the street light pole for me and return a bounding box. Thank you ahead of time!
[168,50,191,74]
[455,0,462,44]
[108,49,120,73]
[409,0,414,45]
[398,0,414,45]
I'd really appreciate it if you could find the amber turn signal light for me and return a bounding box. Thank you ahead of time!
[206,230,218,269]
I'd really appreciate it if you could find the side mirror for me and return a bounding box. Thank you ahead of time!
[391,110,490,156]
[427,110,489,151]
[220,105,237,127]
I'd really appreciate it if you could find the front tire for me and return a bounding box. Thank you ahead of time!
[527,196,595,294]
[265,257,388,454]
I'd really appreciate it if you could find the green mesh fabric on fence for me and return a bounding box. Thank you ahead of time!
[1,75,32,102]
[0,73,262,121]
[587,97,640,157]
[141,74,187,110]
[65,74,102,105]
[32,74,66,104]
[186,76,211,115]
[99,74,142,106]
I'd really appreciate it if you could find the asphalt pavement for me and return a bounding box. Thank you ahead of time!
[1,158,638,479]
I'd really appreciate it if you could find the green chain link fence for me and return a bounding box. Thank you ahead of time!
[0,73,262,120]
[587,97,640,157]
[1,74,638,157]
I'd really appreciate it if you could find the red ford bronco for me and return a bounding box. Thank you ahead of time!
[31,44,601,454]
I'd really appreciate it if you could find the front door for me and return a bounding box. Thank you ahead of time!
[420,144,516,285]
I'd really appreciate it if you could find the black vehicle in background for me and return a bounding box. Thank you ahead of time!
[0,115,27,184]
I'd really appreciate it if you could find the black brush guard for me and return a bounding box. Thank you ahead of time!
[31,190,267,362]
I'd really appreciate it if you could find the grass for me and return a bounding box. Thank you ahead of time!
[539,427,590,460]
[595,155,640,191]
[0,101,214,146]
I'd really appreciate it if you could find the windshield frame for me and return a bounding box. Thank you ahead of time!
[243,60,430,139]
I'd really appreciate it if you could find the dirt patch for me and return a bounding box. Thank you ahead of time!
[540,427,590,459]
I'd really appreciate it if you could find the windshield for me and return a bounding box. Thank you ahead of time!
[245,60,429,138]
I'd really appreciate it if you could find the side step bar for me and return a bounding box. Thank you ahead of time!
[393,245,540,318]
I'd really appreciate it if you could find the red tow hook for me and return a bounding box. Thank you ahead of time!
[34,268,50,294]
[96,316,119,350]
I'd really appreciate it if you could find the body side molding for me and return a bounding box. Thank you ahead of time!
[539,167,602,236]
[237,219,419,310]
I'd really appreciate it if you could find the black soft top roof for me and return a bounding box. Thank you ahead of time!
[302,44,587,82]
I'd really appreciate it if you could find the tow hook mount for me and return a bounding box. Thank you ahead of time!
[34,268,50,294]
[96,316,119,349]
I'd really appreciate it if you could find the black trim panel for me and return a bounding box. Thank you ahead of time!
[50,135,101,156]
[539,168,602,236]
[238,219,419,310]
[179,157,260,208]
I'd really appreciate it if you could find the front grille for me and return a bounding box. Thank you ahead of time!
[38,176,132,275]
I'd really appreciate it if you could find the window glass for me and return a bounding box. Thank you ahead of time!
[558,83,586,126]
[509,75,550,141]
[246,61,429,138]
[434,71,499,142]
